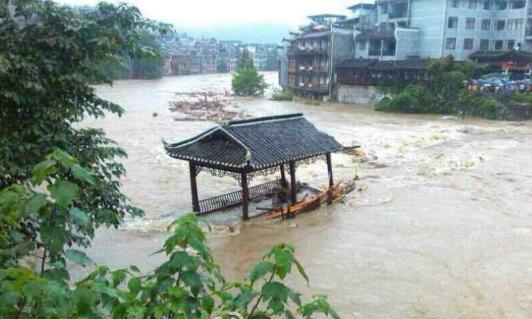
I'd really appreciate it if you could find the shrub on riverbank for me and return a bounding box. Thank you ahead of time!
[375,56,511,120]
[271,89,294,101]
[457,91,505,120]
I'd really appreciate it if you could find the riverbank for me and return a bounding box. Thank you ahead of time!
[80,72,532,318]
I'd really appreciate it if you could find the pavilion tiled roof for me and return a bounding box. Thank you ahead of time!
[163,114,343,171]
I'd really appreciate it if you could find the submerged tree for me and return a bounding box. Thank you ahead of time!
[232,49,268,96]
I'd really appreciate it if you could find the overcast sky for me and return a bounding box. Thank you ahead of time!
[57,0,364,28]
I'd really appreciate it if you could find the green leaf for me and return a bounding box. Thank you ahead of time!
[294,259,309,284]
[31,159,57,185]
[272,247,293,279]
[249,261,274,284]
[24,194,47,217]
[48,180,79,208]
[181,270,202,289]
[71,164,96,185]
[66,249,93,267]
[51,149,77,168]
[261,281,289,301]
[69,207,90,225]
[128,277,142,295]
[112,270,127,287]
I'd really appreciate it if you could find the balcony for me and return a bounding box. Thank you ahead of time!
[288,46,329,56]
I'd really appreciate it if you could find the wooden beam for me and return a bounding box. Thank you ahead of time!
[289,161,297,204]
[326,153,334,204]
[189,162,200,213]
[280,164,288,187]
[241,171,249,221]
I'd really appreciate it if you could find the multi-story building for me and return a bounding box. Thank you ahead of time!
[280,15,355,98]
[355,0,532,61]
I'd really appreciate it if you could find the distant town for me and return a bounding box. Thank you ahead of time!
[278,0,532,104]
[159,33,281,75]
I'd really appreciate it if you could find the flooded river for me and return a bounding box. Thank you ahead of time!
[82,72,532,318]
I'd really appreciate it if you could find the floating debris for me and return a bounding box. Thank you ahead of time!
[169,91,248,122]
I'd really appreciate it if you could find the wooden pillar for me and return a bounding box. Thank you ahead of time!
[289,161,297,204]
[280,164,288,187]
[326,153,334,204]
[241,171,249,221]
[189,162,200,213]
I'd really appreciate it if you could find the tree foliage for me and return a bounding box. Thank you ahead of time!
[0,2,338,318]
[376,56,500,118]
[0,152,339,318]
[232,49,268,96]
[0,0,171,254]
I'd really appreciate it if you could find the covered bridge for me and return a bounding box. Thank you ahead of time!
[163,114,344,220]
[469,50,532,73]
[336,58,431,86]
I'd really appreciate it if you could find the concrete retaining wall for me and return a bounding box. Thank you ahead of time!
[336,84,385,105]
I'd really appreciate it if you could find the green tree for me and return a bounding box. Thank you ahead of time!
[0,0,171,266]
[130,31,165,79]
[232,49,267,96]
[0,2,338,318]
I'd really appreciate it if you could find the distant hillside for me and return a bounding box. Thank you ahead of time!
[175,23,292,44]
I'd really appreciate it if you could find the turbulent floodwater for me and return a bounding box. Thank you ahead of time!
[81,72,532,318]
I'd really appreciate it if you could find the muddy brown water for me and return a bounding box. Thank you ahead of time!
[79,72,532,318]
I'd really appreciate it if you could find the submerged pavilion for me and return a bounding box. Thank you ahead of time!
[163,113,344,220]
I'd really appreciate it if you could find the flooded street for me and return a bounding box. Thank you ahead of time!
[83,72,532,318]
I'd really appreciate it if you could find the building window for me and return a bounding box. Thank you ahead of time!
[452,0,460,8]
[468,0,478,8]
[466,18,476,29]
[481,19,492,30]
[359,41,367,51]
[494,40,504,50]
[507,18,524,30]
[480,39,490,50]
[448,17,459,28]
[446,38,457,50]
[464,38,474,50]
[507,40,515,50]
[496,20,506,30]
[496,1,507,10]
[483,0,492,10]
[380,2,389,14]
[511,1,525,9]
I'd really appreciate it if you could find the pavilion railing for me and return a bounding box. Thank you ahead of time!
[198,179,285,215]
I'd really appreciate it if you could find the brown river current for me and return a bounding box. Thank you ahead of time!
[80,72,532,318]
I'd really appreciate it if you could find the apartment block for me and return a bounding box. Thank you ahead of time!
[354,0,532,61]
[280,15,355,98]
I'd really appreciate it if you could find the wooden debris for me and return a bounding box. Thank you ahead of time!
[266,180,356,220]
[169,91,248,122]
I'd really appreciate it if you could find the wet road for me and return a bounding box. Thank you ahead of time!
[81,72,532,318]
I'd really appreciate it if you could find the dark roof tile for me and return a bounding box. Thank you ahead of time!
[164,114,343,170]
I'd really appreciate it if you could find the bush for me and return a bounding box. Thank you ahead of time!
[507,93,532,106]
[271,90,294,101]
[458,91,506,120]
[376,85,437,113]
